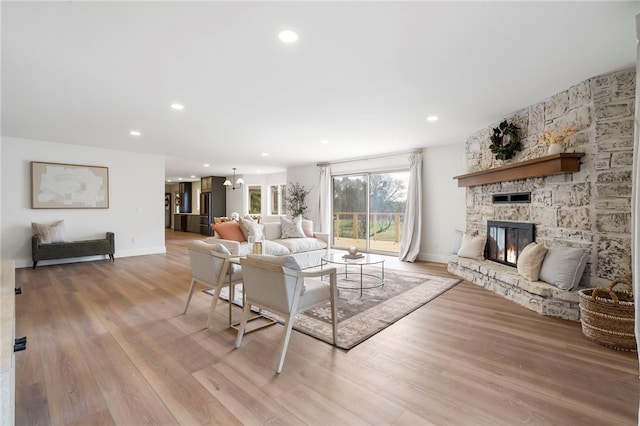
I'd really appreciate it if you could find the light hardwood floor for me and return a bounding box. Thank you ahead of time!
[14,230,640,425]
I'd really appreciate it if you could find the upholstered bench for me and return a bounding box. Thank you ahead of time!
[31,232,115,269]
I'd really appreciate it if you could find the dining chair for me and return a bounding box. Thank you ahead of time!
[236,255,338,373]
[184,240,243,328]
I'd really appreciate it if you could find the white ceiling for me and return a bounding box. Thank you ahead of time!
[2,1,638,181]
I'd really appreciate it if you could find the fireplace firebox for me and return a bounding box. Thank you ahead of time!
[486,221,535,267]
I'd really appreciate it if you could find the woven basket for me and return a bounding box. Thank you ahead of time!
[578,279,636,352]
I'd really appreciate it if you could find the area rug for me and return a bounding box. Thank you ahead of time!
[206,267,461,350]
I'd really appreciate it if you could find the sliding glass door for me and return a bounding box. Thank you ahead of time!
[332,171,409,254]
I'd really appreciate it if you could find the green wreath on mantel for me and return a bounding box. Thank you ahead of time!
[489,120,522,161]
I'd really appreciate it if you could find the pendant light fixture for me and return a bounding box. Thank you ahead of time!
[223,168,244,190]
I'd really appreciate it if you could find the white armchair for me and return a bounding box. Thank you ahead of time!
[185,240,243,328]
[236,255,338,374]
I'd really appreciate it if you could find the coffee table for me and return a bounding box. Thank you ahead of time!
[321,253,385,296]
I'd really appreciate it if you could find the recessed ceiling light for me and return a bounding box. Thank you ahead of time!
[190,175,196,178]
[278,30,298,43]
[262,153,269,157]
[256,170,262,173]
[321,139,329,144]
[170,103,184,110]
[167,179,172,182]
[203,164,210,167]
[426,115,439,122]
[129,130,141,136]
[178,177,183,181]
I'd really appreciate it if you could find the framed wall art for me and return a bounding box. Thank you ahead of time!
[31,161,109,209]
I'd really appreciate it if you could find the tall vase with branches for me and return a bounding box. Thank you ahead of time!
[284,182,311,218]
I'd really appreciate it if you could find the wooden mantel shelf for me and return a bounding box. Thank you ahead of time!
[453,153,585,187]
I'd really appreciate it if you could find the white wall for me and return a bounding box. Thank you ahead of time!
[286,145,467,262]
[224,173,244,217]
[421,143,466,262]
[0,138,3,261]
[2,137,166,268]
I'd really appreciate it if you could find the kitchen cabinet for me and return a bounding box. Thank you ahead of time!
[179,182,192,213]
[200,176,226,236]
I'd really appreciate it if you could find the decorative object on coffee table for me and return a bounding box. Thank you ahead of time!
[344,246,363,259]
[322,252,385,296]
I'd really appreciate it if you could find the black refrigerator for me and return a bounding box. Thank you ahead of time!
[199,176,227,235]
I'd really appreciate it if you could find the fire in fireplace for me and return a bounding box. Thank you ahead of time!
[485,221,535,267]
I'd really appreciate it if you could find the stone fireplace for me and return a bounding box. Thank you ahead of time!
[486,221,534,267]
[447,67,635,321]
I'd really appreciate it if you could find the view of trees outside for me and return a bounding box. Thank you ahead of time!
[332,171,409,253]
[269,184,286,215]
[248,185,261,214]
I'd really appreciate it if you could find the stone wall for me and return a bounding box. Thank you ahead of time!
[463,68,635,288]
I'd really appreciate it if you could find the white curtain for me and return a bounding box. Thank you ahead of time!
[317,165,331,234]
[399,151,423,262]
[633,13,639,377]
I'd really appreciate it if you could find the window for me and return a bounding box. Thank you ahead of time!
[269,184,286,215]
[332,171,409,254]
[248,185,261,214]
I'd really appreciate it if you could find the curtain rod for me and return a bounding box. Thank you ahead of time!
[316,148,423,167]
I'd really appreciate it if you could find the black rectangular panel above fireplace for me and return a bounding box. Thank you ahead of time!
[492,192,531,204]
[486,221,535,267]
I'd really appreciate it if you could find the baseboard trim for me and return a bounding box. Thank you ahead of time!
[416,253,449,263]
[15,246,167,269]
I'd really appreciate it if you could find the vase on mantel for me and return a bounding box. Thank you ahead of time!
[547,143,563,155]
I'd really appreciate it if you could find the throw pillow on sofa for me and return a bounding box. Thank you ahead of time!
[538,246,588,290]
[212,220,246,242]
[280,216,306,238]
[238,217,264,240]
[301,219,314,238]
[516,242,548,281]
[32,220,68,244]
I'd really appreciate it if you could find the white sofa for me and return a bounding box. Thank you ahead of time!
[206,221,329,269]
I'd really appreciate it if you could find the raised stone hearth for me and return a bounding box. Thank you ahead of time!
[448,67,634,320]
[448,255,580,321]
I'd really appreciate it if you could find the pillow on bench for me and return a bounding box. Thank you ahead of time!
[539,246,588,290]
[457,232,485,260]
[32,220,68,244]
[516,242,548,281]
